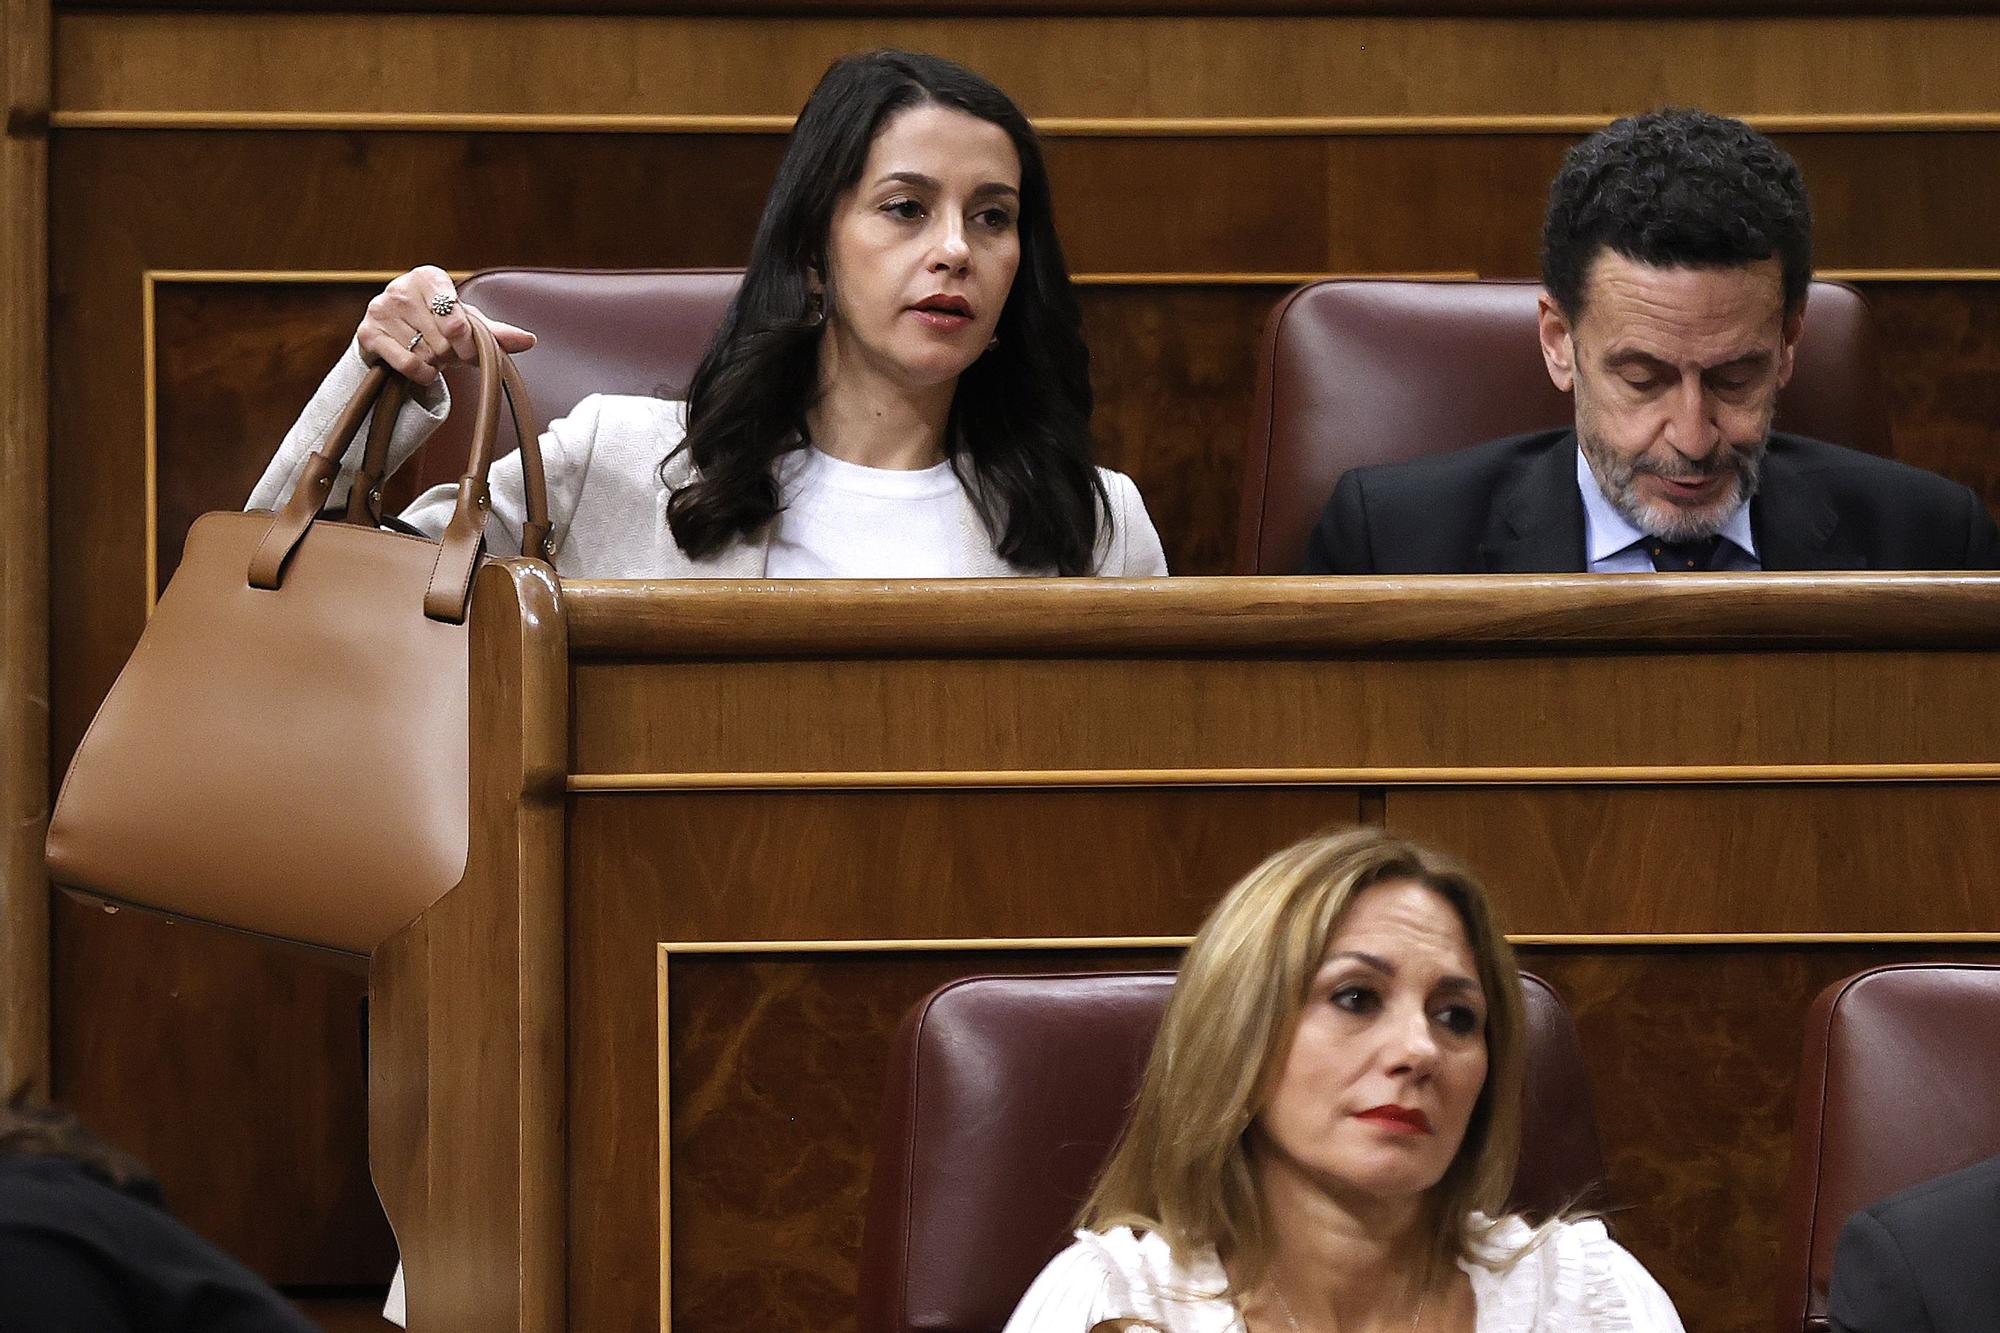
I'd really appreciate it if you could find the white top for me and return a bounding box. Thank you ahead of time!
[1004,1218,1687,1333]
[768,446,967,577]
[1577,446,1760,573]
[246,341,1169,579]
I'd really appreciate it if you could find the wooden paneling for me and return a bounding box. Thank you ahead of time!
[1,0,51,1099]
[1869,281,2000,514]
[370,562,567,1333]
[664,947,1178,1329]
[561,576,2000,658]
[52,12,2000,123]
[150,281,366,595]
[293,1295,397,1332]
[569,789,1348,1331]
[568,643,2000,776]
[50,0,2000,16]
[1522,944,2000,1333]
[48,898,392,1280]
[1386,785,2000,934]
[1082,284,1282,572]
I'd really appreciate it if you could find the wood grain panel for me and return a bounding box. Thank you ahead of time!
[1522,944,2000,1333]
[562,576,2000,657]
[655,940,2000,1333]
[47,896,393,1281]
[51,0,2000,16]
[54,12,2000,121]
[1866,281,2000,517]
[370,563,568,1333]
[1082,284,1282,573]
[665,947,1179,1331]
[1,0,51,1098]
[150,280,373,595]
[1384,785,2000,934]
[568,788,1352,1331]
[569,646,2000,775]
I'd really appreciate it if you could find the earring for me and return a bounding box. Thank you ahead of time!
[985,334,1000,352]
[806,291,826,327]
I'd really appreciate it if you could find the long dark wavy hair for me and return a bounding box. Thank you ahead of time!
[664,49,1109,574]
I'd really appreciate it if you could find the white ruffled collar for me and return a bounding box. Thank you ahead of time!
[1073,1214,1652,1332]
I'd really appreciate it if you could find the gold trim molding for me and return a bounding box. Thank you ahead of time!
[573,762,2000,793]
[54,110,2000,137]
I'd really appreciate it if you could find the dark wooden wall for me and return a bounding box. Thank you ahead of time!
[38,3,2000,1321]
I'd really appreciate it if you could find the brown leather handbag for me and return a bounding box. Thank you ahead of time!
[45,314,551,954]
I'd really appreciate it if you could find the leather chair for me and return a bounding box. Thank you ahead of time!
[1774,963,2000,1333]
[409,266,743,494]
[1234,278,1896,574]
[858,970,1607,1333]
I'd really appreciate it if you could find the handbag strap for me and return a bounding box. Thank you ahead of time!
[247,313,551,624]
[343,324,552,564]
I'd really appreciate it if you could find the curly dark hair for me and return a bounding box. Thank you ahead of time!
[1542,107,1812,321]
[665,49,1109,574]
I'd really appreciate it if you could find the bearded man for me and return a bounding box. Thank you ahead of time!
[1299,108,1999,574]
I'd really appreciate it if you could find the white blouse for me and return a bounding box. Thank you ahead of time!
[1003,1217,1686,1333]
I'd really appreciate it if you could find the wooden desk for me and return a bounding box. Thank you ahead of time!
[371,569,2000,1333]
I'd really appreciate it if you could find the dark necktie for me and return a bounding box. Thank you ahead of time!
[1647,535,1723,572]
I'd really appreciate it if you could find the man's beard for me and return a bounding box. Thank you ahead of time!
[1578,423,1766,543]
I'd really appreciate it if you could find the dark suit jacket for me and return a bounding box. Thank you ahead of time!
[1829,1153,2000,1333]
[1299,428,2000,573]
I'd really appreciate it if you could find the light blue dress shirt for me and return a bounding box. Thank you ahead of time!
[1576,446,1761,572]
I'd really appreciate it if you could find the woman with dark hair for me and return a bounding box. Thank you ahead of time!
[250,49,1166,578]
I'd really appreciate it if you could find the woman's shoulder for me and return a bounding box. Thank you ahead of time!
[1468,1215,1686,1332]
[547,393,690,477]
[556,392,686,445]
[1004,1227,1233,1332]
[1091,466,1142,504]
[1087,467,1170,577]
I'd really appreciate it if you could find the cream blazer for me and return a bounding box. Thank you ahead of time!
[248,343,1171,579]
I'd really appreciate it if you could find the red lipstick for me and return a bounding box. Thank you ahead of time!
[1354,1104,1432,1135]
[909,293,974,327]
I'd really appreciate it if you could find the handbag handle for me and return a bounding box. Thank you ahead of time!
[343,332,552,565]
[247,313,550,624]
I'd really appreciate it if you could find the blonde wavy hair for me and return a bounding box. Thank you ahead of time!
[1078,826,1527,1296]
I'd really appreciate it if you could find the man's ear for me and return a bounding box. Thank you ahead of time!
[1775,303,1806,389]
[1538,292,1578,393]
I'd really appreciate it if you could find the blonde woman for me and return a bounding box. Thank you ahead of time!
[1004,828,1684,1332]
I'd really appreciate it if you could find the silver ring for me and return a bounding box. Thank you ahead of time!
[429,292,458,318]
[406,331,425,351]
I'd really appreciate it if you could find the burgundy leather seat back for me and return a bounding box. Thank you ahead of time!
[1776,964,2000,1333]
[411,267,743,493]
[1235,279,1895,573]
[859,970,1605,1333]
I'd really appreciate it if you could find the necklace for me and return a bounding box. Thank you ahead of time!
[1270,1277,1427,1333]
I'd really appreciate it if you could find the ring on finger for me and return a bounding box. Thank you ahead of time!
[429,292,458,318]
[406,331,425,352]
